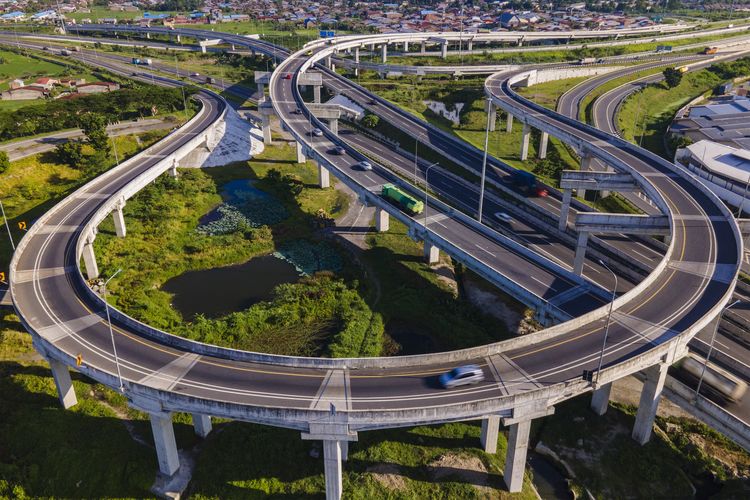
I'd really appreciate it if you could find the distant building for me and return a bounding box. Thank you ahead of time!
[9,79,24,89]
[670,95,750,150]
[0,86,48,100]
[77,82,120,94]
[34,77,59,90]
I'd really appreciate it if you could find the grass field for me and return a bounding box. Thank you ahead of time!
[0,47,97,92]
[617,68,723,157]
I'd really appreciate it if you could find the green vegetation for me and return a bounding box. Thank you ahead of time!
[517,76,589,110]
[357,73,578,187]
[609,57,750,158]
[0,86,196,141]
[0,129,172,270]
[534,396,750,498]
[663,66,684,88]
[0,47,97,92]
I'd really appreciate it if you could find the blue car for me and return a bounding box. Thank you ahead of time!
[439,365,485,389]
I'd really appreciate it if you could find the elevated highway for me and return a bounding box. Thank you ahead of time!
[6,27,744,499]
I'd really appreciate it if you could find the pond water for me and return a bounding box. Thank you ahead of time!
[198,179,287,233]
[527,452,573,500]
[162,255,301,319]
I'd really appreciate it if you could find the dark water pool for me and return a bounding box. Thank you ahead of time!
[162,255,301,319]
[527,452,573,500]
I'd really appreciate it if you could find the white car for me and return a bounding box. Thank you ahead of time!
[357,160,373,171]
[439,365,485,389]
[311,128,324,137]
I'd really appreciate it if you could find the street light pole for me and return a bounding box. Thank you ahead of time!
[595,259,617,388]
[0,199,16,251]
[423,162,440,233]
[478,98,492,223]
[103,268,124,392]
[695,299,740,400]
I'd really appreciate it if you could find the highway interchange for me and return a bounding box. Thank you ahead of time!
[3,23,749,496]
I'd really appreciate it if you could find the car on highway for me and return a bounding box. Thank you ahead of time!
[330,146,346,155]
[311,128,324,137]
[535,187,549,197]
[439,365,485,389]
[283,73,293,80]
[494,212,513,224]
[190,72,200,77]
[356,160,373,171]
[368,99,378,106]
[292,108,303,115]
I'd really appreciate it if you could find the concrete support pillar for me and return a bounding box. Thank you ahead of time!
[146,32,151,39]
[375,208,389,232]
[313,85,321,104]
[480,415,500,454]
[323,440,343,500]
[487,101,497,132]
[538,132,549,159]
[632,363,668,445]
[192,413,212,437]
[328,118,338,137]
[468,40,473,51]
[441,41,448,59]
[176,34,181,43]
[149,412,180,476]
[200,44,207,54]
[296,141,306,164]
[380,43,387,63]
[113,206,126,238]
[520,123,530,161]
[231,44,236,51]
[257,82,265,102]
[579,154,593,200]
[506,113,513,133]
[591,383,612,416]
[403,41,409,52]
[82,239,98,280]
[559,188,572,232]
[318,162,330,189]
[48,358,77,409]
[261,113,272,145]
[504,419,531,493]
[353,47,360,76]
[169,164,178,178]
[573,230,589,276]
[341,440,349,462]
[420,41,426,54]
[424,242,439,264]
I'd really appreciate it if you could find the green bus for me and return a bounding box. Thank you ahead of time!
[381,184,424,215]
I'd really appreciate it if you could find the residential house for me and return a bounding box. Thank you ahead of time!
[0,86,48,100]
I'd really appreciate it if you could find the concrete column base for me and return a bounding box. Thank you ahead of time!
[559,189,572,232]
[487,101,497,132]
[591,383,612,416]
[539,132,549,159]
[149,412,180,476]
[441,42,448,59]
[193,414,212,438]
[113,206,126,238]
[375,208,389,232]
[632,363,668,444]
[49,358,77,409]
[506,113,513,133]
[296,141,306,164]
[424,242,439,264]
[328,118,338,137]
[82,241,99,280]
[573,230,589,276]
[318,162,330,189]
[380,44,387,63]
[313,85,321,104]
[520,123,530,161]
[480,415,500,454]
[261,114,272,145]
[257,82,265,103]
[323,440,343,500]
[504,419,531,493]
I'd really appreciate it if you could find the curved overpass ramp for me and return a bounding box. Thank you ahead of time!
[7,28,743,498]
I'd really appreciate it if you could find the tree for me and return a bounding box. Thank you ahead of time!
[0,151,9,174]
[663,67,683,89]
[78,113,111,156]
[362,113,379,128]
[55,141,85,169]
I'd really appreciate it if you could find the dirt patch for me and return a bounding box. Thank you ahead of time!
[366,463,407,491]
[433,263,458,296]
[428,453,493,494]
[462,277,539,335]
